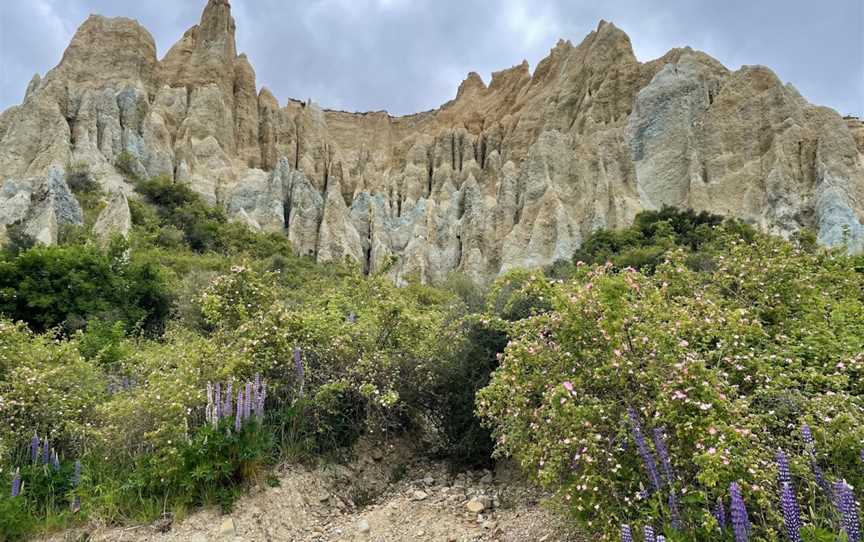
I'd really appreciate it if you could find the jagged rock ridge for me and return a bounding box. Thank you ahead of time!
[1,0,862,282]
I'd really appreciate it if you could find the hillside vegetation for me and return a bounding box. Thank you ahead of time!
[1,177,862,542]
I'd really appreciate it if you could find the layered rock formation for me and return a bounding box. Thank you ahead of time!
[1,0,862,282]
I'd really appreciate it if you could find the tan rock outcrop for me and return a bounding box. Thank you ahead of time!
[1,4,862,274]
[93,191,132,243]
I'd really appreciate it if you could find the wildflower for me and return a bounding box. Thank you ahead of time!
[72,460,81,487]
[42,437,50,464]
[71,495,81,513]
[776,448,791,487]
[224,381,233,419]
[30,431,40,463]
[51,449,60,471]
[800,424,814,448]
[620,524,633,542]
[644,524,656,542]
[562,381,574,392]
[11,468,21,497]
[652,427,675,485]
[714,497,726,530]
[234,389,243,433]
[244,381,253,420]
[834,480,860,542]
[730,482,750,542]
[801,424,832,500]
[668,490,683,530]
[780,482,802,542]
[215,382,222,421]
[656,537,666,542]
[627,408,661,492]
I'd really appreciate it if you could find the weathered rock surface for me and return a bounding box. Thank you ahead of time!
[93,191,132,243]
[1,1,862,275]
[0,167,83,245]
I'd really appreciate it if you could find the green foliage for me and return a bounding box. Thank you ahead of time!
[486,269,554,322]
[0,241,171,334]
[425,315,508,468]
[199,265,460,437]
[478,232,864,540]
[0,457,80,542]
[76,319,128,366]
[133,175,297,257]
[139,419,273,513]
[1,222,35,257]
[571,206,756,272]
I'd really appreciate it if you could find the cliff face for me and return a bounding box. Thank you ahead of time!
[1,0,862,280]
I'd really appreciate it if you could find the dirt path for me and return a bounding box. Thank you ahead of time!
[42,442,578,542]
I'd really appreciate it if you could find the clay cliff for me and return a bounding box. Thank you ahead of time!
[1,0,863,282]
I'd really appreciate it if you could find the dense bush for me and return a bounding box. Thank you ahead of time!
[0,240,171,334]
[478,231,864,540]
[571,207,756,272]
[134,175,297,256]
[199,265,461,438]
[424,315,508,468]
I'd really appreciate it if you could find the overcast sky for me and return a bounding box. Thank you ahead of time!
[1,0,862,117]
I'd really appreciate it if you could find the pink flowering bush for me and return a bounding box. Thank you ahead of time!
[478,232,864,540]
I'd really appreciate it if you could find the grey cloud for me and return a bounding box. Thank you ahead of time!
[1,0,861,117]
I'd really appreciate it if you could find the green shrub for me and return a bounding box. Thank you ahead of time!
[0,320,106,459]
[571,207,756,273]
[478,233,864,540]
[139,419,273,513]
[77,319,127,366]
[1,222,35,257]
[486,269,554,322]
[426,315,508,468]
[0,241,171,335]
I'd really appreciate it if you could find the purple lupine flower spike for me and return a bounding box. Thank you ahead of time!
[51,449,60,471]
[800,424,814,448]
[730,482,750,542]
[215,382,222,421]
[225,381,233,419]
[30,432,40,463]
[42,437,50,464]
[668,490,683,530]
[776,448,791,486]
[644,525,656,542]
[656,537,666,542]
[244,381,253,420]
[72,460,81,486]
[652,427,675,485]
[714,497,727,529]
[627,408,661,492]
[71,495,81,513]
[860,448,864,463]
[801,424,832,499]
[620,524,633,542]
[835,480,861,542]
[780,482,802,542]
[234,389,243,433]
[11,468,21,497]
